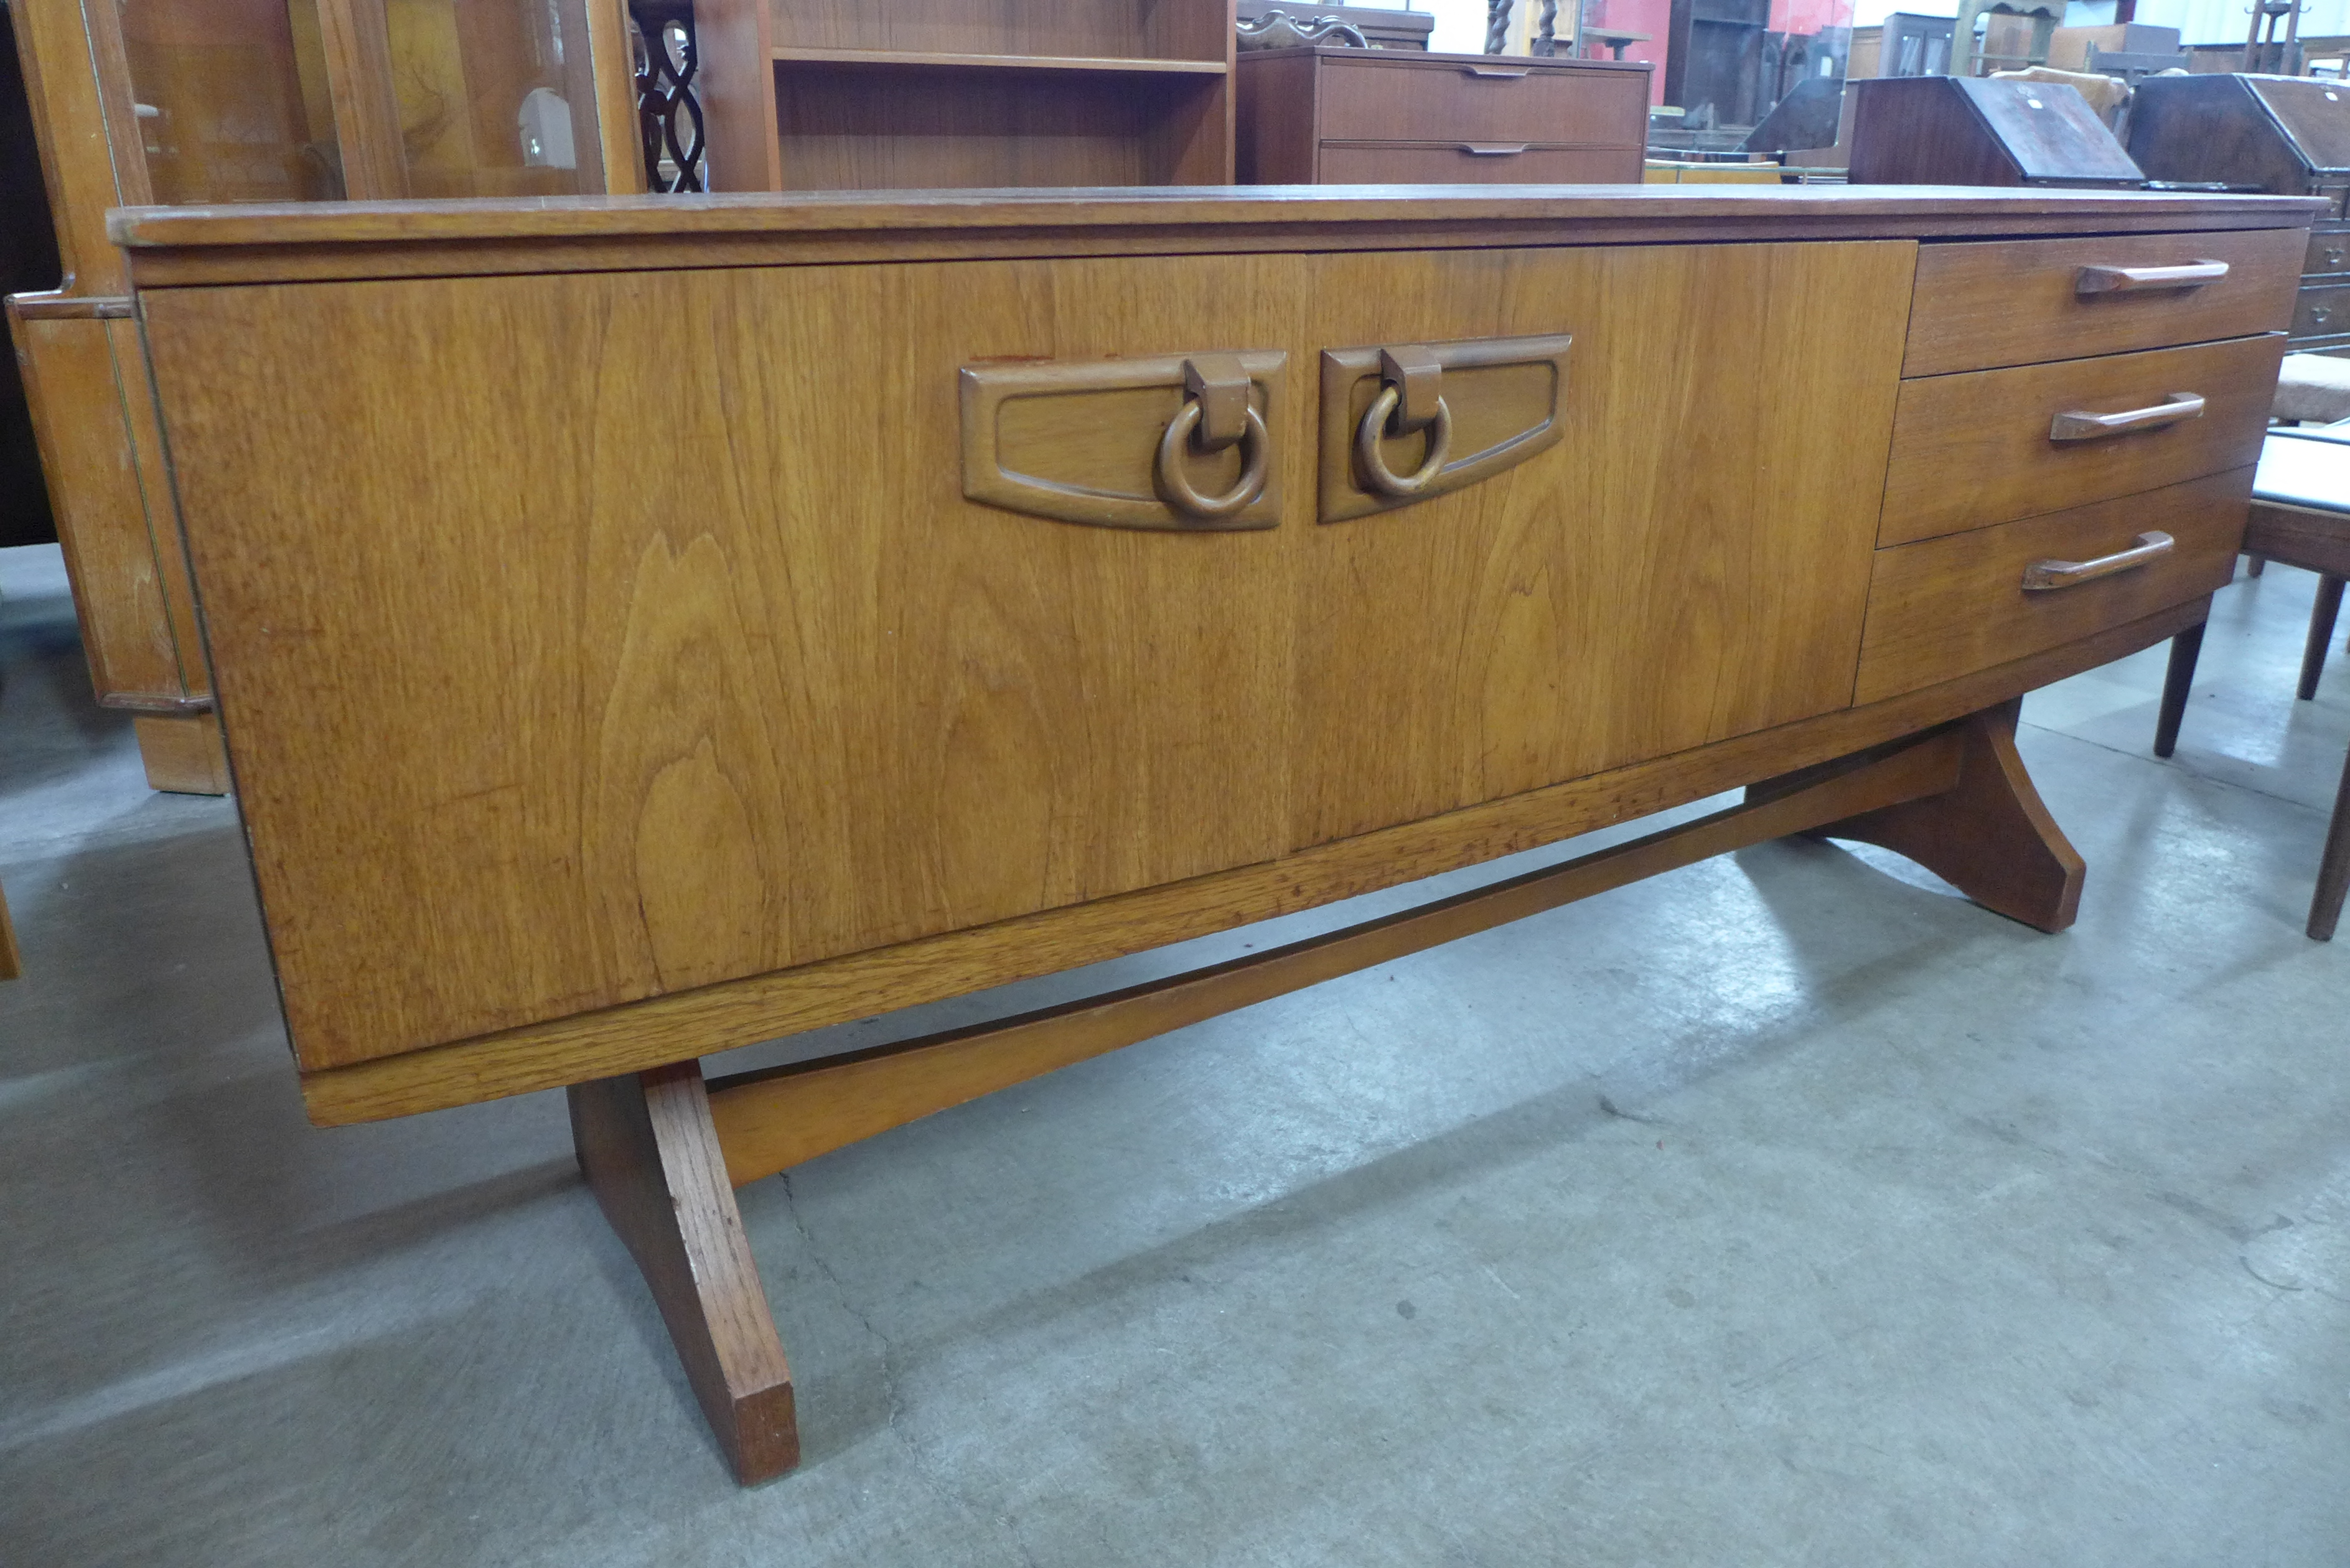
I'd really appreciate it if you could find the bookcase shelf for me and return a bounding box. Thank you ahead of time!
[770,48,1230,76]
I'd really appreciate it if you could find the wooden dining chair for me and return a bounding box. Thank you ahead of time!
[2155,426,2350,940]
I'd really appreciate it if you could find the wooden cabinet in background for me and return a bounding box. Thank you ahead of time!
[691,0,1238,191]
[1848,75,2144,189]
[1237,46,1649,184]
[2127,73,2350,352]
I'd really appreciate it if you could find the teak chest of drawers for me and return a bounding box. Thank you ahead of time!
[1236,47,1650,184]
[109,185,2313,1483]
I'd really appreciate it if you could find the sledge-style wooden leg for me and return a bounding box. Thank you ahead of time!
[1796,699,2086,933]
[569,1062,798,1483]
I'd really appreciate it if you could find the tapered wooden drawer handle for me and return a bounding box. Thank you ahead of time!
[1461,142,1531,156]
[2074,261,2229,295]
[2048,391,2205,442]
[2020,531,2174,590]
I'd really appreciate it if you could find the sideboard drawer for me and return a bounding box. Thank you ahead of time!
[1316,54,1650,146]
[1317,142,1641,184]
[1903,228,2305,376]
[1881,334,2281,546]
[1856,467,2250,704]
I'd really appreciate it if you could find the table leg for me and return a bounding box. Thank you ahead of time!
[2300,575,2343,702]
[2155,622,2205,758]
[570,1062,798,1483]
[2311,744,2350,942]
[1798,699,2086,932]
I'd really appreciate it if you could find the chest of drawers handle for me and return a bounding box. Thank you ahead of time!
[2048,391,2206,442]
[2020,530,2176,590]
[1463,65,1532,78]
[1461,142,1532,156]
[2074,261,2231,296]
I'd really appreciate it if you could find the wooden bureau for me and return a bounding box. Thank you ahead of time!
[108,185,2313,1482]
[1237,47,1650,184]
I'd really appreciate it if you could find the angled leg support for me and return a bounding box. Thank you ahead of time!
[570,1062,798,1483]
[1780,699,2086,933]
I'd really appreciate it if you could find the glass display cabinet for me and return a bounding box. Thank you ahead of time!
[7,0,637,793]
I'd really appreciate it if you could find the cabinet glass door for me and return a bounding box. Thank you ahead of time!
[116,0,344,200]
[385,0,606,195]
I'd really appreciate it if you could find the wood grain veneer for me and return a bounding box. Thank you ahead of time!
[297,595,2210,1127]
[1858,467,2251,704]
[144,252,1310,1071]
[107,188,2325,290]
[1880,334,2283,546]
[1904,228,2307,376]
[1293,240,1912,845]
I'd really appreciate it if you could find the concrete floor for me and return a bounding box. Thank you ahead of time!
[2,539,2346,1566]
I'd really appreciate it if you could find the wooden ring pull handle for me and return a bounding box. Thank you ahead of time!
[1355,383,1455,497]
[2048,391,2205,442]
[1155,398,1271,521]
[2020,531,2174,591]
[2074,260,2229,295]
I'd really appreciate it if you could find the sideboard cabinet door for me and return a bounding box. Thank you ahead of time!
[141,254,1307,1070]
[1292,241,1917,847]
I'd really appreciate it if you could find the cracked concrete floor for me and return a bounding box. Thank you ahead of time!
[3,540,2347,1566]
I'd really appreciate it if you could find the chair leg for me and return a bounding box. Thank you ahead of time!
[2311,744,2350,942]
[2155,622,2205,759]
[2300,575,2344,702]
[2247,554,2267,577]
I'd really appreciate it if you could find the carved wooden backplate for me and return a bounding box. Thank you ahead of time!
[961,352,1288,530]
[1318,334,1574,521]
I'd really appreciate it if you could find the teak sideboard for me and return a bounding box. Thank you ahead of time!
[108,185,2315,1482]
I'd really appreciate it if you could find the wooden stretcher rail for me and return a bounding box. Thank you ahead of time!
[702,724,1969,1187]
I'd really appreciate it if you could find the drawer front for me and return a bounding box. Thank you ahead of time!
[1881,334,2282,547]
[2306,223,2350,278]
[1316,56,1650,146]
[2293,279,2350,340]
[1856,468,2251,705]
[1903,228,2306,376]
[1318,142,1642,184]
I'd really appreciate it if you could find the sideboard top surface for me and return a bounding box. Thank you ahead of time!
[107,185,2324,287]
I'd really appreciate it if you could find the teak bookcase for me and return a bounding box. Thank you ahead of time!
[691,0,1240,190]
